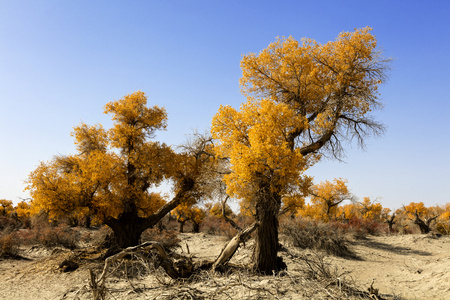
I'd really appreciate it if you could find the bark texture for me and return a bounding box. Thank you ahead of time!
[253,189,282,274]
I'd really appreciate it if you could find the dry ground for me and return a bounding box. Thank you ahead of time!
[0,232,448,299]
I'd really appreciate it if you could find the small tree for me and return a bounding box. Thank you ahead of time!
[0,200,13,217]
[309,178,355,221]
[359,197,383,220]
[26,92,209,248]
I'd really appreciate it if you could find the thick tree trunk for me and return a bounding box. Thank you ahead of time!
[105,212,147,248]
[253,191,282,274]
[103,177,195,249]
[85,214,91,228]
[178,220,185,233]
[192,222,200,233]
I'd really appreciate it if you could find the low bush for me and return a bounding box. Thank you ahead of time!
[201,216,237,239]
[280,218,356,258]
[141,228,181,250]
[37,224,79,249]
[0,216,21,233]
[331,218,388,238]
[435,221,450,235]
[0,232,19,258]
[13,224,79,249]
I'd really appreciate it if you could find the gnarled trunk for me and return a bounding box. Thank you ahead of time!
[192,222,200,233]
[105,212,148,248]
[178,220,186,233]
[253,191,282,274]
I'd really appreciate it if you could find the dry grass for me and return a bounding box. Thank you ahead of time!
[280,219,357,258]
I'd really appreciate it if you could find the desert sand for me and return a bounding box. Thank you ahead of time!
[0,232,448,299]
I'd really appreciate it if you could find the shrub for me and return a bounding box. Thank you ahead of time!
[280,218,356,258]
[435,222,450,235]
[0,216,21,233]
[331,218,388,238]
[37,224,79,249]
[141,228,181,250]
[201,216,237,239]
[0,232,19,258]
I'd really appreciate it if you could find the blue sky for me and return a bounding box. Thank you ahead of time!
[1,1,449,210]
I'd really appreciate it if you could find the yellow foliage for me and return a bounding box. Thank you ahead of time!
[439,203,450,221]
[172,204,206,224]
[403,202,430,219]
[212,97,310,202]
[338,203,360,220]
[310,178,352,221]
[214,27,388,226]
[208,202,234,218]
[0,199,13,217]
[26,91,177,223]
[359,197,383,220]
[15,201,31,221]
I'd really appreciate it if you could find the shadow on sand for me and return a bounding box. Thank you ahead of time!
[354,238,432,256]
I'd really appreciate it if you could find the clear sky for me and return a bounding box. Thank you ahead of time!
[1,1,449,210]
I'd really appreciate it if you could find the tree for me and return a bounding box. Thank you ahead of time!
[0,199,13,217]
[26,91,207,248]
[310,178,354,221]
[212,27,389,273]
[358,197,383,220]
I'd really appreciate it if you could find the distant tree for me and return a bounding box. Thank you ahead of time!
[212,27,390,273]
[0,199,13,217]
[401,202,438,234]
[359,197,383,220]
[310,178,355,221]
[26,92,210,248]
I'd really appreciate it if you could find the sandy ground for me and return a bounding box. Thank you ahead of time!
[0,233,449,300]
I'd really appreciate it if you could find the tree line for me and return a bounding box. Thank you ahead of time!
[3,27,428,274]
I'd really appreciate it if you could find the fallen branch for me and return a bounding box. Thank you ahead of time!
[212,222,259,271]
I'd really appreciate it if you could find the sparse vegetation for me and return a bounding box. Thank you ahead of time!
[280,218,356,258]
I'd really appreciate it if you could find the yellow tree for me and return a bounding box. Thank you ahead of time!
[27,91,208,248]
[310,178,354,221]
[212,27,389,273]
[0,199,13,217]
[359,197,383,220]
[172,204,206,233]
[403,202,437,233]
[338,203,361,220]
[14,200,32,227]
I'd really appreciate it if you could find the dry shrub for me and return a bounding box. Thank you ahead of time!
[0,216,21,233]
[141,228,181,250]
[201,215,237,239]
[14,223,80,249]
[0,232,19,258]
[37,224,79,249]
[332,218,388,238]
[280,218,356,258]
[435,222,450,235]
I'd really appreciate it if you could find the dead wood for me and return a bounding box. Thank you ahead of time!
[221,196,242,231]
[212,222,259,271]
[412,209,438,234]
[59,258,79,272]
[95,241,194,283]
[89,268,106,300]
[384,214,395,232]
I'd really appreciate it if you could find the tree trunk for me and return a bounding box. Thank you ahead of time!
[193,222,200,233]
[105,212,147,248]
[85,214,91,228]
[179,220,185,233]
[253,191,282,274]
[102,177,196,249]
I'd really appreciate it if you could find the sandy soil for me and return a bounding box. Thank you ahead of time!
[0,233,448,300]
